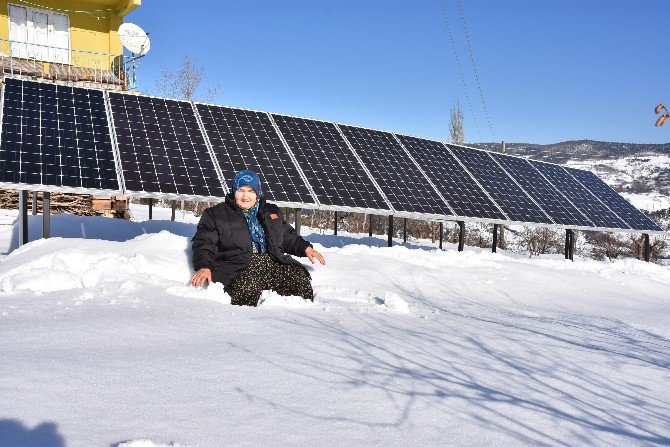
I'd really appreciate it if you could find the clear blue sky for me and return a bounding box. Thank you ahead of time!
[129,0,668,145]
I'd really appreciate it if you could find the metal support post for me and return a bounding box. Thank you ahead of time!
[457,221,465,252]
[565,229,575,261]
[492,224,498,253]
[403,218,407,243]
[439,222,443,250]
[148,198,153,220]
[369,214,373,237]
[42,192,50,239]
[19,190,29,246]
[387,215,393,247]
[171,202,176,221]
[295,209,301,235]
[643,233,650,262]
[32,191,37,215]
[334,211,338,236]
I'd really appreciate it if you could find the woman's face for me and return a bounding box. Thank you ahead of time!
[234,185,258,210]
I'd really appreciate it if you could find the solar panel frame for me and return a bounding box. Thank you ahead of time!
[194,101,318,209]
[489,151,597,230]
[0,77,121,195]
[270,112,393,216]
[336,123,454,221]
[563,166,662,233]
[107,92,226,202]
[529,159,631,231]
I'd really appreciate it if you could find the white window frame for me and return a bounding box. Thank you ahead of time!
[8,3,71,64]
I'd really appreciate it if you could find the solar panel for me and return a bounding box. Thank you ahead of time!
[447,144,553,224]
[108,93,224,199]
[489,152,594,228]
[396,135,505,220]
[564,167,661,232]
[337,125,452,217]
[271,114,390,212]
[0,78,118,191]
[195,104,315,206]
[529,160,629,230]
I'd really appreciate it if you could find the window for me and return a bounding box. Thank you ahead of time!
[8,4,70,63]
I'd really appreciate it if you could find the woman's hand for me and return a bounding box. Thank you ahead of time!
[190,268,212,287]
[305,246,326,265]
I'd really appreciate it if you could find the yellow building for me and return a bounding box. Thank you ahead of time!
[0,0,142,90]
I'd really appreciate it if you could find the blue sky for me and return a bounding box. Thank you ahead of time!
[129,0,668,145]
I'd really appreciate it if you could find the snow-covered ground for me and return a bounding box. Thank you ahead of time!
[1,204,670,446]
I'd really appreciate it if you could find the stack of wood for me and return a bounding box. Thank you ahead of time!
[0,189,129,219]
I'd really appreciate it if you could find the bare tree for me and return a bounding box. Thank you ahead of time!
[154,56,220,102]
[449,101,464,144]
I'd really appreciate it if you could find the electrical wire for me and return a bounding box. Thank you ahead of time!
[456,0,496,141]
[439,0,482,141]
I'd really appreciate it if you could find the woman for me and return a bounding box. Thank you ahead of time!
[190,170,325,306]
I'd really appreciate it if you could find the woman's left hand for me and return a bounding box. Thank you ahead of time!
[305,246,326,265]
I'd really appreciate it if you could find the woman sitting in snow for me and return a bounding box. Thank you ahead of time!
[190,170,325,306]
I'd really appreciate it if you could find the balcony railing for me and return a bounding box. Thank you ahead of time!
[0,38,140,90]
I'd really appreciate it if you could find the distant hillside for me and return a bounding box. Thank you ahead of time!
[467,139,670,199]
[469,140,670,164]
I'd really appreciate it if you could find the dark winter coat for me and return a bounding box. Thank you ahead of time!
[191,194,312,287]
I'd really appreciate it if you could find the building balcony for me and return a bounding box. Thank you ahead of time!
[0,37,141,91]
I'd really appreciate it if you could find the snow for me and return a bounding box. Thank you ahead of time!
[1,204,670,446]
[620,191,670,213]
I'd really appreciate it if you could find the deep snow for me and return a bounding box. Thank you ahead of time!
[1,204,669,447]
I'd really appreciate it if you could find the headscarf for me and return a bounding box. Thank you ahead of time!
[232,171,266,253]
[232,170,263,197]
[242,202,266,253]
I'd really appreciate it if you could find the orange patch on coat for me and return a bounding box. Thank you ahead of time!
[270,213,279,220]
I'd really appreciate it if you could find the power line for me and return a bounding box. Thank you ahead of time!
[456,0,496,141]
[439,0,482,141]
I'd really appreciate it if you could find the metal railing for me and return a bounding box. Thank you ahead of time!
[0,38,139,90]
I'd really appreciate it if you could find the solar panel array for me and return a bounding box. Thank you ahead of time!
[0,77,662,233]
[397,134,505,220]
[109,93,224,198]
[564,166,659,231]
[530,160,628,230]
[271,114,389,212]
[195,103,315,206]
[447,144,553,224]
[338,125,451,217]
[0,77,118,191]
[490,152,594,228]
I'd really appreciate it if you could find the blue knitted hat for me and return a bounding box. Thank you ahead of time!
[232,170,262,197]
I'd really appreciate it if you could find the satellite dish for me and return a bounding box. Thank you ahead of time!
[119,23,150,56]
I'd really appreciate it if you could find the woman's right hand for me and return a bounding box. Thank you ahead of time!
[190,268,212,287]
